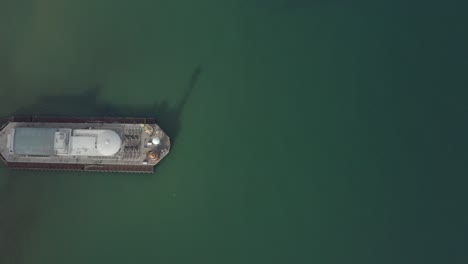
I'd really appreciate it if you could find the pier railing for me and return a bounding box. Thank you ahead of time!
[12,116,156,124]
[6,162,154,173]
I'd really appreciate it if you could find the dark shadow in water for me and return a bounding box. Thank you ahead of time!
[10,66,202,145]
[0,67,202,262]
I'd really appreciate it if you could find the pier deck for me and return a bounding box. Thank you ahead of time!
[0,116,170,173]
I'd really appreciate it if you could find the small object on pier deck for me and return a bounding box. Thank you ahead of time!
[152,137,160,145]
[147,151,159,161]
[144,125,154,135]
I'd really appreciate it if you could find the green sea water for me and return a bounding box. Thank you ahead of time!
[1,1,468,263]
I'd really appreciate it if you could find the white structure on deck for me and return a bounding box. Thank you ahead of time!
[69,129,122,156]
[10,127,122,157]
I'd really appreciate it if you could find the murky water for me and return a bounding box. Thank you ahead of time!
[0,1,467,263]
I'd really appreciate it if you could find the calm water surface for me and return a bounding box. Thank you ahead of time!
[0,1,467,263]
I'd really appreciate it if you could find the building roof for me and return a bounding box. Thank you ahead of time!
[70,129,122,156]
[96,130,122,156]
[13,127,56,155]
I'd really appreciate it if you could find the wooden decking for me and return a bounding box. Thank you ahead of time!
[5,116,156,124]
[6,162,154,173]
